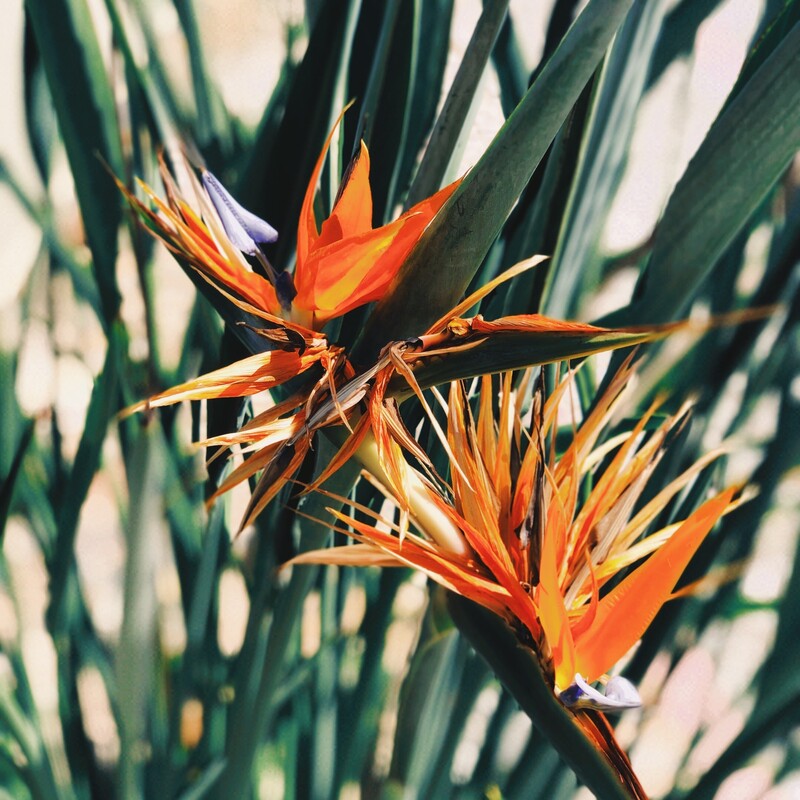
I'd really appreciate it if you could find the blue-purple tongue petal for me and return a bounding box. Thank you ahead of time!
[202,171,278,254]
[560,674,641,712]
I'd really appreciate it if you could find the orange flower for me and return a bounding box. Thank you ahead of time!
[122,109,459,332]
[288,359,742,700]
[293,111,460,327]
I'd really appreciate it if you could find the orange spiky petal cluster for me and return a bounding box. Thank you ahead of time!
[289,358,740,691]
[121,107,460,333]
[295,109,460,327]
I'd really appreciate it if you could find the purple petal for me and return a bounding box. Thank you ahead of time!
[202,171,278,255]
[560,673,641,712]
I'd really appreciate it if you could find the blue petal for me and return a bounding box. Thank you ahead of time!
[202,171,278,255]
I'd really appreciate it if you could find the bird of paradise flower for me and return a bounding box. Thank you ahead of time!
[120,106,460,335]
[287,358,741,704]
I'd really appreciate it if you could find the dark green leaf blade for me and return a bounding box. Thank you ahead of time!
[46,322,125,632]
[622,20,800,324]
[25,0,124,327]
[541,0,668,318]
[0,421,34,544]
[405,0,510,208]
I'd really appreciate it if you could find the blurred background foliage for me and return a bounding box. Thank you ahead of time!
[1,0,800,798]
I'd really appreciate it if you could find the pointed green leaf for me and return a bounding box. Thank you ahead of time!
[541,0,669,318]
[647,0,724,88]
[172,0,231,156]
[397,0,455,202]
[0,421,34,544]
[405,0,510,208]
[117,419,165,800]
[47,322,125,632]
[390,631,469,794]
[25,0,124,327]
[218,441,361,800]
[622,20,800,324]
[400,323,672,394]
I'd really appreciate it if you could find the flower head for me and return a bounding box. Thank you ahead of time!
[293,112,460,327]
[289,358,740,697]
[121,108,459,332]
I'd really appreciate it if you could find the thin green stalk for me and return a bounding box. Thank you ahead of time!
[405,0,509,208]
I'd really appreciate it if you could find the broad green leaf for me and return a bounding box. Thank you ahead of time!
[389,630,469,794]
[22,16,58,183]
[496,84,594,317]
[0,681,67,800]
[722,0,800,114]
[646,0,724,88]
[350,0,404,152]
[176,761,226,800]
[0,421,34,544]
[397,0,455,202]
[359,0,417,223]
[184,504,226,651]
[172,0,231,157]
[0,349,24,482]
[310,566,339,800]
[124,0,188,131]
[488,6,527,117]
[25,0,124,327]
[0,159,102,317]
[620,20,800,324]
[336,570,405,785]
[537,0,582,76]
[357,0,636,358]
[218,443,360,800]
[425,638,492,798]
[685,340,800,799]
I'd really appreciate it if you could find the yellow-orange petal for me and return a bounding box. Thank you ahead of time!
[572,487,736,682]
[315,141,373,249]
[122,346,327,415]
[537,478,577,690]
[297,104,353,268]
[296,178,460,324]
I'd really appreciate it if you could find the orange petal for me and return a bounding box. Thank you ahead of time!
[178,203,280,314]
[295,176,460,323]
[573,488,736,681]
[297,219,409,319]
[315,141,373,248]
[131,178,281,316]
[122,346,326,415]
[537,475,577,689]
[297,104,353,271]
[404,176,462,226]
